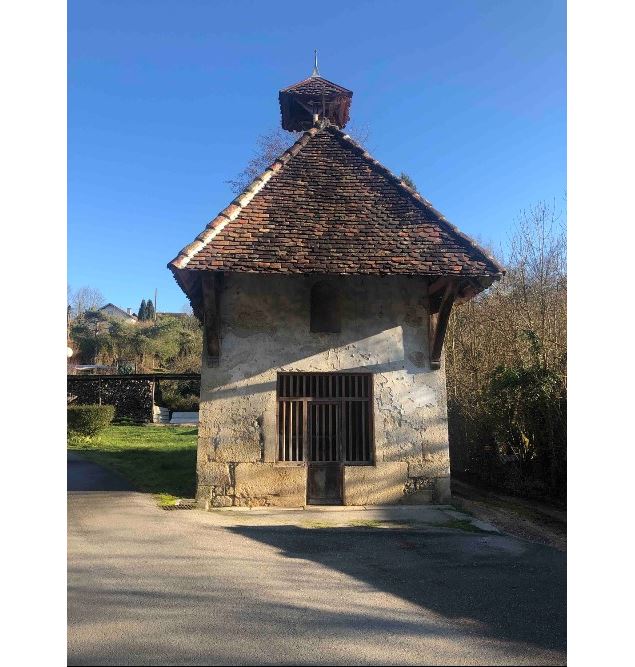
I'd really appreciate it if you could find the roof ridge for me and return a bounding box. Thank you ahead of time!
[280,75,353,94]
[328,125,505,275]
[168,127,321,270]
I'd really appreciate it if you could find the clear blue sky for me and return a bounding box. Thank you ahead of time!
[68,0,566,313]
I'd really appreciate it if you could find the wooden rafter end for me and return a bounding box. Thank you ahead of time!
[428,280,458,370]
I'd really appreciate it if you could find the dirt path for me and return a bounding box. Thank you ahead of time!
[451,479,567,552]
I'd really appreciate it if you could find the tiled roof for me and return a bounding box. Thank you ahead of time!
[169,124,503,285]
[280,75,353,97]
[279,75,353,130]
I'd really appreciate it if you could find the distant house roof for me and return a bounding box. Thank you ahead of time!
[98,303,137,320]
[169,123,503,307]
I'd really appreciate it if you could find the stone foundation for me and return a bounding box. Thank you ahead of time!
[197,462,307,508]
[197,462,451,508]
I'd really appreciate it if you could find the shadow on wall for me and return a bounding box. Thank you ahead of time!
[204,274,433,391]
[202,359,414,400]
[227,524,566,653]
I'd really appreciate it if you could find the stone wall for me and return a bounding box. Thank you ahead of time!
[197,274,451,508]
[67,377,154,423]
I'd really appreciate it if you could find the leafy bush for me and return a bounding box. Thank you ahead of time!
[155,379,200,412]
[68,404,115,436]
[69,311,202,372]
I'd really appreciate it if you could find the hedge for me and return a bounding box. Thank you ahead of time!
[68,404,115,436]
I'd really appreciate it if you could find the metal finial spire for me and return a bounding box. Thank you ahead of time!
[311,49,320,77]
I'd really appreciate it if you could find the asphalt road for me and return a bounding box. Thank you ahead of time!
[68,456,566,666]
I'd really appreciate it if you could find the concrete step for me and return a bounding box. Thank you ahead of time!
[153,406,171,424]
[169,411,199,425]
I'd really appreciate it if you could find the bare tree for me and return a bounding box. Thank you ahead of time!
[70,286,105,318]
[445,199,567,497]
[227,128,298,194]
[227,122,372,194]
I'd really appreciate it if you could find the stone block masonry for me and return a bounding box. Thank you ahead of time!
[195,273,452,507]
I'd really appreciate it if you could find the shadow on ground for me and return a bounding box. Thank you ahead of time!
[227,524,566,654]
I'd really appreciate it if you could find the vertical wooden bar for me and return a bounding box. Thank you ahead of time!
[329,403,333,462]
[323,404,327,462]
[309,404,313,461]
[347,400,352,462]
[302,400,307,461]
[311,404,315,461]
[278,400,282,461]
[330,403,335,461]
[289,401,296,461]
[295,401,300,461]
[357,400,362,463]
[326,402,330,461]
[329,403,335,461]
[317,404,321,461]
[351,376,357,462]
[316,403,320,462]
[361,400,367,462]
[323,402,327,461]
[282,400,287,461]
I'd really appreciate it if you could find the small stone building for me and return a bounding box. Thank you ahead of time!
[168,66,503,508]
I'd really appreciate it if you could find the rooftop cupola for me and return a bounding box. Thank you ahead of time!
[279,51,353,131]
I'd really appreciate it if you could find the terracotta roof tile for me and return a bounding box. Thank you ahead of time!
[169,124,503,287]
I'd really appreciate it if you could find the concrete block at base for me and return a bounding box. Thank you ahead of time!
[408,453,451,479]
[196,484,213,507]
[344,463,408,505]
[235,463,307,507]
[434,477,452,503]
[401,490,434,504]
[198,462,231,487]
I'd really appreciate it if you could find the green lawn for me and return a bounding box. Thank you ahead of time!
[68,425,198,498]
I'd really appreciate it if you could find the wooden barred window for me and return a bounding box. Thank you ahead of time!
[276,372,374,464]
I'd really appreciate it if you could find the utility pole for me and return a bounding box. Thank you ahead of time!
[154,288,158,322]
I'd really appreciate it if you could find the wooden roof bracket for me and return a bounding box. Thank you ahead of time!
[201,272,224,365]
[428,279,459,370]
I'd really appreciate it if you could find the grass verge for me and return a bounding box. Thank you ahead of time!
[441,518,486,533]
[68,425,198,498]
